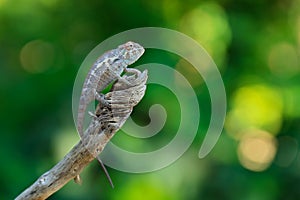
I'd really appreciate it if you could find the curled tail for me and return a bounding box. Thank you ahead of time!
[77,96,87,138]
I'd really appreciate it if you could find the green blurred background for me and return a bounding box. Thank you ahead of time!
[1,0,300,199]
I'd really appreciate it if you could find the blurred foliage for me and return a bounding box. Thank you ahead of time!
[1,0,300,199]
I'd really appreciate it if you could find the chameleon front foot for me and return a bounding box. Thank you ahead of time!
[95,92,110,107]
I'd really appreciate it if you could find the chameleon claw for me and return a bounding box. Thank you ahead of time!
[88,111,98,118]
[124,68,141,76]
[118,77,135,86]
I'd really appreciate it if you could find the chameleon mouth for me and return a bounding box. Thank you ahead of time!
[138,47,145,57]
[140,47,145,55]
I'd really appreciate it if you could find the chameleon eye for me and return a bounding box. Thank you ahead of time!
[126,43,134,49]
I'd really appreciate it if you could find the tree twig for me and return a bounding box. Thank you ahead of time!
[15,70,148,200]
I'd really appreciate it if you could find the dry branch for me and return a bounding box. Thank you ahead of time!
[15,70,148,200]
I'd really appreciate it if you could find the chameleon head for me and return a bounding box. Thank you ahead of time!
[118,41,145,65]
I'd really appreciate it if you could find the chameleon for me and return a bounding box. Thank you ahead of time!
[75,41,145,186]
[77,41,145,137]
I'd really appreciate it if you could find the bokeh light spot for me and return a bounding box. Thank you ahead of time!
[112,177,176,200]
[226,85,283,140]
[238,129,277,172]
[268,42,299,78]
[20,39,55,73]
[0,0,7,7]
[179,2,231,67]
